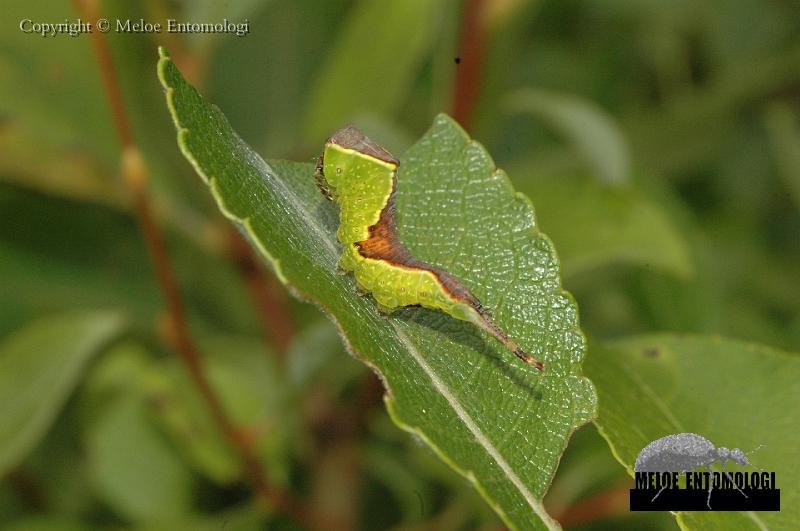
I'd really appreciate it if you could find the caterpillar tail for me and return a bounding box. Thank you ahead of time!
[466,309,544,371]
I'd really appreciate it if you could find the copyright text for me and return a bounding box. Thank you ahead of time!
[19,17,250,37]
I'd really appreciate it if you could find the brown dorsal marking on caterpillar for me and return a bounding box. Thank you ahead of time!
[355,171,484,313]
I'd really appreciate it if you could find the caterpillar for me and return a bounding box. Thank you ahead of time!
[315,126,544,371]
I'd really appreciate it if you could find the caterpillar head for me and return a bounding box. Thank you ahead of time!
[316,126,399,200]
[326,126,398,166]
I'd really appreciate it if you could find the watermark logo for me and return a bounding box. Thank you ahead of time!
[630,433,779,511]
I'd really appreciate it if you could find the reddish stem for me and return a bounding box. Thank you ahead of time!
[72,0,311,525]
[550,481,631,528]
[452,0,489,129]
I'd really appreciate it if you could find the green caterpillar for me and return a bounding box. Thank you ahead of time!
[315,126,544,371]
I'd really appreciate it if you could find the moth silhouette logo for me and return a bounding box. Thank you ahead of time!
[629,433,780,511]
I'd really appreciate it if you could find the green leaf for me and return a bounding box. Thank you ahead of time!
[181,334,294,485]
[286,318,365,393]
[363,444,434,521]
[625,45,800,175]
[81,341,240,487]
[146,359,240,485]
[506,89,631,185]
[86,393,193,523]
[0,3,116,164]
[0,311,123,475]
[1,516,88,531]
[83,337,294,488]
[587,335,800,531]
[764,102,800,211]
[158,48,596,530]
[303,0,442,141]
[0,184,260,338]
[509,173,693,278]
[0,125,126,210]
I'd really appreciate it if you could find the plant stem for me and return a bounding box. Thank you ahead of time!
[550,481,631,528]
[72,0,310,525]
[452,0,488,129]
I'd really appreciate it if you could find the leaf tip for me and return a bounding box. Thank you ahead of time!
[432,112,466,136]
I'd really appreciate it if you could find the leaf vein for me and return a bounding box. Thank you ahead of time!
[392,325,560,531]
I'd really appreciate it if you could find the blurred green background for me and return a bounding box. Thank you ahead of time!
[1,0,798,529]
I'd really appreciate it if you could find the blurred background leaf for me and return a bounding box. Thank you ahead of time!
[506,88,631,186]
[510,170,693,279]
[303,0,444,143]
[86,392,193,523]
[0,311,123,475]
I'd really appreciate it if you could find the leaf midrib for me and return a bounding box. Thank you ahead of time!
[392,325,558,529]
